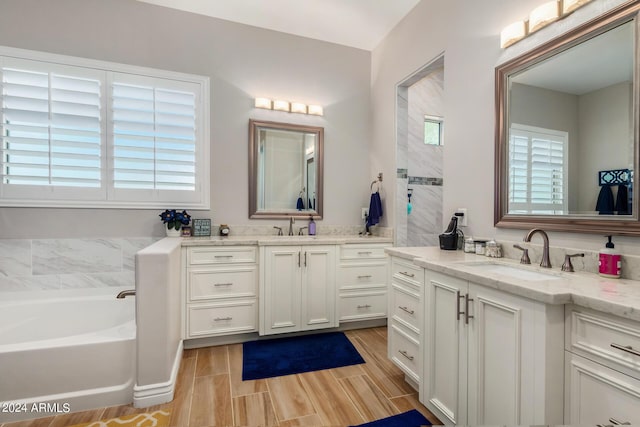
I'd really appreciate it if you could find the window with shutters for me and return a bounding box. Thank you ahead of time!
[508,124,567,214]
[0,47,209,208]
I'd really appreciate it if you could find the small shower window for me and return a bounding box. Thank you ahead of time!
[424,115,443,145]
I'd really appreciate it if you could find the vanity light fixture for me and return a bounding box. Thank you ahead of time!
[529,1,560,33]
[500,21,528,48]
[254,97,272,109]
[562,0,591,14]
[254,97,323,116]
[500,0,592,48]
[291,102,308,114]
[307,105,324,116]
[273,100,290,112]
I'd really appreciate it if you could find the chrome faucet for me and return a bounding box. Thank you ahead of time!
[523,228,552,268]
[298,226,308,236]
[288,217,295,236]
[116,289,136,299]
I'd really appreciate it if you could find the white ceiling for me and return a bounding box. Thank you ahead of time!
[136,0,421,51]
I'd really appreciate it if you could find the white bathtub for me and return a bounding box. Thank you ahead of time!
[0,288,136,422]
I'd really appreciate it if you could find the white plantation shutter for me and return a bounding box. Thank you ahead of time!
[0,47,209,208]
[109,73,201,204]
[1,58,104,200]
[508,124,567,214]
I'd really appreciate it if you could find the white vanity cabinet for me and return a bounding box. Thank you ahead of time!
[388,257,424,387]
[183,246,258,338]
[338,243,389,322]
[564,306,640,425]
[422,269,564,426]
[260,244,336,335]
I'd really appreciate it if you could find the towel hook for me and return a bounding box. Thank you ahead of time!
[370,172,383,191]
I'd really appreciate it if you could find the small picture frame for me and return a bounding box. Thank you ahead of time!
[192,219,212,237]
[180,226,192,237]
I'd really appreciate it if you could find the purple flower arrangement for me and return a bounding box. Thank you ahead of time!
[159,209,191,231]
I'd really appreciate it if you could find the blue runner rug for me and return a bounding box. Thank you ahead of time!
[242,331,365,380]
[351,410,431,427]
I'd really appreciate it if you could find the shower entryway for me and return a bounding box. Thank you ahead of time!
[395,54,445,247]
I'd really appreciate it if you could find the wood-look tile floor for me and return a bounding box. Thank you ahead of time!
[2,327,440,427]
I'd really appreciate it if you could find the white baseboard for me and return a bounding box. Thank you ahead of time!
[133,340,183,408]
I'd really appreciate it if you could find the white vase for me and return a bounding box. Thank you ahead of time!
[166,227,180,237]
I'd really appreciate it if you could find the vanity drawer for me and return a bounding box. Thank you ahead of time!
[389,323,420,383]
[337,263,387,289]
[188,266,257,301]
[188,246,257,265]
[187,299,257,337]
[339,290,387,322]
[391,258,424,287]
[567,306,640,377]
[390,282,421,332]
[340,244,388,260]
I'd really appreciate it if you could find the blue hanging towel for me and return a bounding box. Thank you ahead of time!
[296,197,304,210]
[616,184,631,215]
[367,192,383,227]
[596,185,614,215]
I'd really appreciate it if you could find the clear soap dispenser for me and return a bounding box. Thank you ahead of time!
[308,215,316,236]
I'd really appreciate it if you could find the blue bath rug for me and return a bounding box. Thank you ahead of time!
[351,410,431,427]
[242,331,365,380]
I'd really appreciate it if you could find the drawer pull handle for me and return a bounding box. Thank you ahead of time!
[398,306,414,315]
[214,255,233,259]
[399,271,415,278]
[214,317,232,321]
[609,418,631,425]
[358,251,373,255]
[357,274,372,279]
[398,350,414,361]
[214,282,233,287]
[357,304,372,309]
[610,343,640,357]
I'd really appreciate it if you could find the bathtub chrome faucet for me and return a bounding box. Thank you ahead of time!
[116,289,136,299]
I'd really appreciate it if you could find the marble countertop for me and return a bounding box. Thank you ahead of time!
[180,235,393,247]
[386,246,640,322]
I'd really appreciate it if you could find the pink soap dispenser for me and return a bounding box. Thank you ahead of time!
[599,235,621,279]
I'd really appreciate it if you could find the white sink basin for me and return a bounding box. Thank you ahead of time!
[461,262,562,281]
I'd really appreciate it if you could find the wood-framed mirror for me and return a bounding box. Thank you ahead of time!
[249,119,324,219]
[495,1,640,235]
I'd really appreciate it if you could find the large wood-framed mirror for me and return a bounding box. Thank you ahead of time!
[249,119,324,219]
[495,1,640,235]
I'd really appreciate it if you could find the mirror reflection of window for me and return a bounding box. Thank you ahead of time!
[508,124,567,214]
[424,115,443,145]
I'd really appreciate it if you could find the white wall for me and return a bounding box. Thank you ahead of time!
[371,0,640,254]
[0,0,372,239]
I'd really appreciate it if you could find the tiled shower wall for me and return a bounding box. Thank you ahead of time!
[0,238,157,292]
[397,66,444,247]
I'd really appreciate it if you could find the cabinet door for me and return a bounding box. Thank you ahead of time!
[566,352,640,425]
[301,245,336,330]
[423,271,467,425]
[466,284,528,425]
[263,245,301,335]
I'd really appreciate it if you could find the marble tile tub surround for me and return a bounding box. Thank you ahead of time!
[0,237,157,292]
